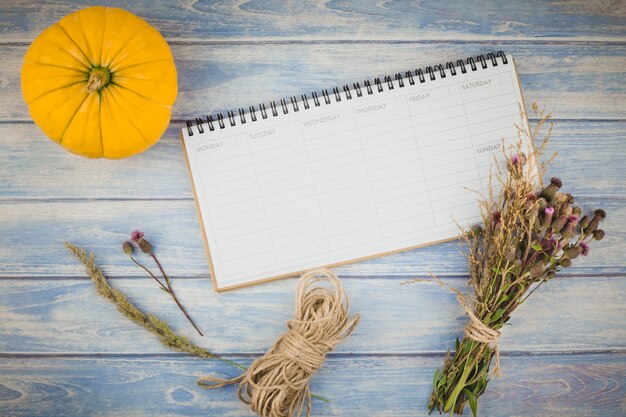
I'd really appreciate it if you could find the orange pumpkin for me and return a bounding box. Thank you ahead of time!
[21,6,177,158]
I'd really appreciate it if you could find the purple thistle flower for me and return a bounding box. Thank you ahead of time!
[511,153,519,164]
[131,230,144,243]
[545,206,555,215]
[580,242,590,256]
[550,177,563,189]
[567,215,579,224]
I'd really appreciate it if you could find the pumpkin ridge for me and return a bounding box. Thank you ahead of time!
[114,76,172,84]
[25,61,89,75]
[99,8,107,69]
[34,89,88,132]
[25,79,87,105]
[105,25,149,70]
[100,9,151,67]
[108,58,172,74]
[32,32,91,72]
[108,81,173,109]
[114,75,169,82]
[75,10,99,67]
[105,86,151,144]
[58,93,92,146]
[55,22,94,69]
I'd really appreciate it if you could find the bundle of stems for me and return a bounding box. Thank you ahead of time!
[423,105,607,416]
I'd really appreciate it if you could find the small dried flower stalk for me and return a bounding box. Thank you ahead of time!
[124,230,204,336]
[426,104,606,416]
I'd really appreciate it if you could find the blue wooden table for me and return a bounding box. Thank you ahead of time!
[1,1,625,416]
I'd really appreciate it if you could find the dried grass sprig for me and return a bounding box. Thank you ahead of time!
[409,104,607,416]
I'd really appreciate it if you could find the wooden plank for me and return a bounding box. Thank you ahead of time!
[0,124,190,199]
[0,276,624,354]
[3,43,626,121]
[1,1,625,42]
[0,197,619,277]
[1,354,624,416]
[1,121,624,199]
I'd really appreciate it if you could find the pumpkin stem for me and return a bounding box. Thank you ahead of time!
[87,67,110,93]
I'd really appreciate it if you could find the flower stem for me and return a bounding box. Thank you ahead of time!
[151,253,204,337]
[129,255,168,292]
[443,341,475,412]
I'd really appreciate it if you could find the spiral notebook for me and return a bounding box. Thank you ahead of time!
[181,51,533,291]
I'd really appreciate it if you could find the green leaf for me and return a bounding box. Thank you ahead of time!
[491,309,504,322]
[463,388,478,417]
[433,368,440,386]
[532,243,542,251]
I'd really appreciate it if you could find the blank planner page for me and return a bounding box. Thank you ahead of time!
[182,54,532,290]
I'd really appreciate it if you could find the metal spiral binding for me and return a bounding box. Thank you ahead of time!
[186,51,508,136]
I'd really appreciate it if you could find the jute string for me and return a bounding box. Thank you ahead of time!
[407,274,501,378]
[198,269,360,417]
[454,292,501,378]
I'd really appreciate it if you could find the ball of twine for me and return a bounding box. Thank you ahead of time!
[198,268,360,417]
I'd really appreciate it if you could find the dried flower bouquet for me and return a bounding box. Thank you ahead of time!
[418,105,606,416]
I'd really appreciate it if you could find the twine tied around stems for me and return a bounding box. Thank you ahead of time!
[198,269,360,417]
[403,274,501,378]
[455,292,501,378]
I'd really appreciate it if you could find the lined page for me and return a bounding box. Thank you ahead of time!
[182,57,532,290]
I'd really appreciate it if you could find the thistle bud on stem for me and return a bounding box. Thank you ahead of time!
[586,209,606,233]
[592,229,605,241]
[563,245,582,259]
[562,205,573,216]
[541,206,554,229]
[540,177,562,202]
[529,261,547,278]
[579,215,590,229]
[560,258,572,268]
[551,214,568,233]
[122,241,133,255]
[137,238,152,254]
